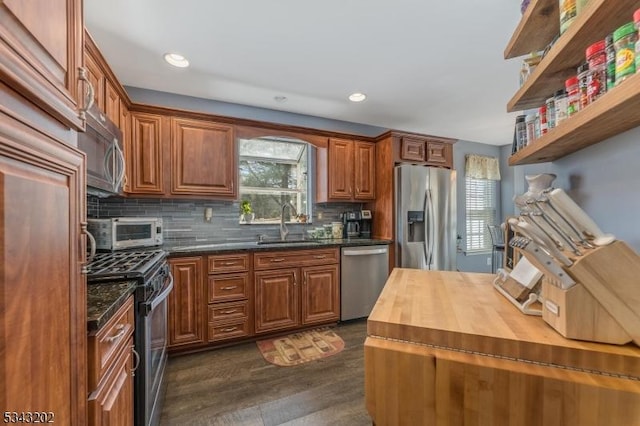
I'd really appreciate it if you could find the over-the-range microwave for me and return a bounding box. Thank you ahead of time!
[87,217,163,251]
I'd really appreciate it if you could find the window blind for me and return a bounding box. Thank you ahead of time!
[465,177,497,252]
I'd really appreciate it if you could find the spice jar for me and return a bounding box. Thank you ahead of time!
[577,62,590,109]
[586,40,607,103]
[565,76,580,117]
[525,113,537,145]
[613,22,638,85]
[546,96,556,129]
[539,105,548,136]
[515,115,527,150]
[559,0,577,34]
[605,34,616,90]
[554,89,569,125]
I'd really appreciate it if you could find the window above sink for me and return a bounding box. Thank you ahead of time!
[238,136,313,224]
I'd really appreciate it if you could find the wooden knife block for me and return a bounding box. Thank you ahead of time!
[542,279,631,345]
[541,241,640,346]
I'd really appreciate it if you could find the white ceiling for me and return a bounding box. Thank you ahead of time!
[84,1,524,146]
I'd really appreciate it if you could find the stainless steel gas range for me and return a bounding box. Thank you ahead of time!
[86,249,173,426]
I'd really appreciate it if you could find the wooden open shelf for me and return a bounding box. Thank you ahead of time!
[507,0,636,112]
[504,0,559,60]
[509,72,640,165]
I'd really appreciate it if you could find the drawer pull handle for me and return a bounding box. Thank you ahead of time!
[313,255,327,259]
[106,324,127,343]
[221,326,237,333]
[220,285,238,290]
[270,258,285,262]
[222,262,237,266]
[220,309,237,314]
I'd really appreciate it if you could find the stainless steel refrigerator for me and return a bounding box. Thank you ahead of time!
[395,164,457,270]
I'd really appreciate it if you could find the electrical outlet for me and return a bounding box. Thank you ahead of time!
[486,257,492,266]
[318,212,323,219]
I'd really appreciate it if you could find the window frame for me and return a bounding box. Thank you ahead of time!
[238,138,313,224]
[465,176,497,254]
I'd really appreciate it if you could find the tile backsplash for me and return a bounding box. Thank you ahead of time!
[88,196,361,244]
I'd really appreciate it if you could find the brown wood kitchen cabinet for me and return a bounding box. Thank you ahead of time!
[317,138,375,202]
[126,113,238,199]
[399,135,453,168]
[84,49,105,113]
[129,112,167,195]
[168,256,205,350]
[207,253,253,342]
[0,85,86,423]
[87,297,135,426]
[0,0,84,130]
[1,1,87,418]
[171,117,237,198]
[254,248,340,334]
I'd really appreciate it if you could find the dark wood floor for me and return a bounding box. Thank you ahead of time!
[159,320,371,425]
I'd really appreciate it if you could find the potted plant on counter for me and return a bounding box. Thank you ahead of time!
[240,200,254,223]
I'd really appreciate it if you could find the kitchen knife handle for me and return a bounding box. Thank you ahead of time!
[548,189,615,246]
[518,221,573,266]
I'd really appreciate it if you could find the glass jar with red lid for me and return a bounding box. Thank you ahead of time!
[586,40,607,104]
[565,76,580,117]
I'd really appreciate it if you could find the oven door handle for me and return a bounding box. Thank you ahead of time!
[142,273,174,315]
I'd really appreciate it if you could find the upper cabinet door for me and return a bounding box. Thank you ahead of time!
[171,118,237,198]
[0,0,84,130]
[83,51,105,113]
[354,141,375,200]
[328,138,354,200]
[424,139,451,167]
[400,136,426,162]
[129,112,165,194]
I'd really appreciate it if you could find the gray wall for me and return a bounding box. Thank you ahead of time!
[500,126,640,251]
[453,140,504,273]
[126,86,388,137]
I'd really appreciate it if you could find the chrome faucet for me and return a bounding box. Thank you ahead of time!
[280,202,297,241]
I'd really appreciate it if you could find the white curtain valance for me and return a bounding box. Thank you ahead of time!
[465,154,501,180]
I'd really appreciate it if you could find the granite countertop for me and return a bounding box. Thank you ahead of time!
[164,238,392,256]
[87,280,137,333]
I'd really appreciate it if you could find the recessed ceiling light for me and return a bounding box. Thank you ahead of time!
[274,96,288,103]
[164,53,189,68]
[348,92,367,102]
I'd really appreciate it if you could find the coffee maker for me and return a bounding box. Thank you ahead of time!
[342,210,373,239]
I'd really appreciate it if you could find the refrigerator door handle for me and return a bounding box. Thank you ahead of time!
[422,189,429,268]
[426,188,435,268]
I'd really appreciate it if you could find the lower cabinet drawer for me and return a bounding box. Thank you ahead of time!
[208,319,250,342]
[208,300,249,322]
[87,296,135,391]
[208,273,250,303]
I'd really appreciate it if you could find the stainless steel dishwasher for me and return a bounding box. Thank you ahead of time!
[340,245,389,321]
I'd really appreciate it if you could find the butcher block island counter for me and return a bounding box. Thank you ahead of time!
[365,269,640,426]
